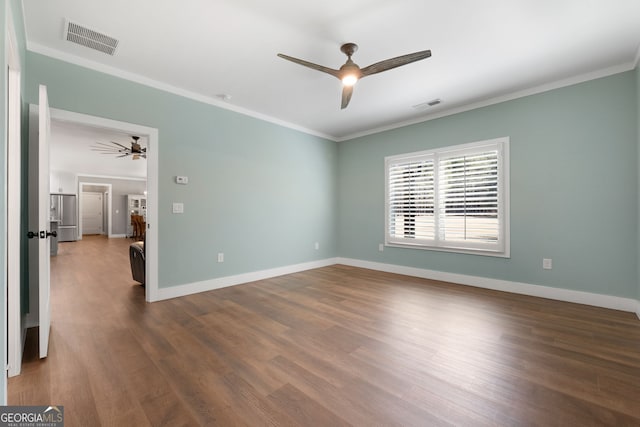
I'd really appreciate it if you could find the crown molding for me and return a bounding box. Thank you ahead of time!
[26,41,338,142]
[27,40,636,144]
[337,62,636,141]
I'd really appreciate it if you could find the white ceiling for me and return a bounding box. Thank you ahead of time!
[50,120,147,179]
[22,0,640,140]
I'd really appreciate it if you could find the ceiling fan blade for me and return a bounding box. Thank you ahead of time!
[92,142,120,149]
[361,50,431,77]
[91,150,119,154]
[341,85,354,109]
[91,147,123,154]
[110,141,130,150]
[277,53,341,79]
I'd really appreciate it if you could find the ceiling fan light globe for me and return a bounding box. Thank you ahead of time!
[342,74,359,86]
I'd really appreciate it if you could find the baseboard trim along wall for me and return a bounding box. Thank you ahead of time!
[155,256,639,316]
[337,258,639,314]
[155,258,340,301]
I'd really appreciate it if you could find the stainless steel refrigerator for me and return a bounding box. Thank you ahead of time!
[50,193,77,242]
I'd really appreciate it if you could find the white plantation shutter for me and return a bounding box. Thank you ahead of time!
[438,148,500,247]
[387,155,435,243]
[385,138,509,257]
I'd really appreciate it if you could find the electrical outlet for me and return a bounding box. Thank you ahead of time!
[217,253,224,263]
[543,258,552,270]
[379,243,384,252]
[314,242,319,250]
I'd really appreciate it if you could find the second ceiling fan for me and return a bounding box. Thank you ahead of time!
[91,136,147,160]
[277,43,431,109]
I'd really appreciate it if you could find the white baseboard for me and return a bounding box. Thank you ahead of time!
[337,258,638,314]
[109,234,128,239]
[153,255,639,316]
[155,258,339,301]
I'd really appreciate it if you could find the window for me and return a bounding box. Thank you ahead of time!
[385,137,509,257]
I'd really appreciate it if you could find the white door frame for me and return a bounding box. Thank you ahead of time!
[78,183,113,238]
[6,0,23,379]
[48,109,159,302]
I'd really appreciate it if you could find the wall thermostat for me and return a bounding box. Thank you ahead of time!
[176,176,188,184]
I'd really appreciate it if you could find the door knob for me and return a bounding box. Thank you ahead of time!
[27,230,56,239]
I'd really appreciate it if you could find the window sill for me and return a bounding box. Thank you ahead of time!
[385,241,510,258]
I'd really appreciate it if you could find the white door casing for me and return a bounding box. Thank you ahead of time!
[48,108,158,302]
[6,1,23,378]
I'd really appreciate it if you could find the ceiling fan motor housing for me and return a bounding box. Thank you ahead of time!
[340,43,358,57]
[340,60,362,85]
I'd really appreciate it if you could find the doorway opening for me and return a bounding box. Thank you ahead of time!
[47,108,158,302]
[22,103,159,374]
[78,183,112,238]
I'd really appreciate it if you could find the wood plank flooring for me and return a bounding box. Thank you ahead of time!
[9,235,640,426]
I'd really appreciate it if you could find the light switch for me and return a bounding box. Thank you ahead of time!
[172,202,184,214]
[176,176,189,185]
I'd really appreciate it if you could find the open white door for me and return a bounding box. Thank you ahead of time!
[38,85,52,358]
[29,85,52,358]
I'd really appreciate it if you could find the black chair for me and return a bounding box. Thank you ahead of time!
[129,241,145,286]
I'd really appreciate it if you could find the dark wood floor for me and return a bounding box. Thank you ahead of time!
[9,235,640,426]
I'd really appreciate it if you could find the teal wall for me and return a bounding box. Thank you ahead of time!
[22,52,640,299]
[25,52,337,288]
[338,72,639,299]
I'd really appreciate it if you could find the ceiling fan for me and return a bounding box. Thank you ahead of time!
[277,43,431,109]
[91,136,147,160]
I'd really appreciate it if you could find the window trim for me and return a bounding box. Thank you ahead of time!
[385,137,510,258]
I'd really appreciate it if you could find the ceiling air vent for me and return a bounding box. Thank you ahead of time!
[412,98,442,110]
[64,20,119,56]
